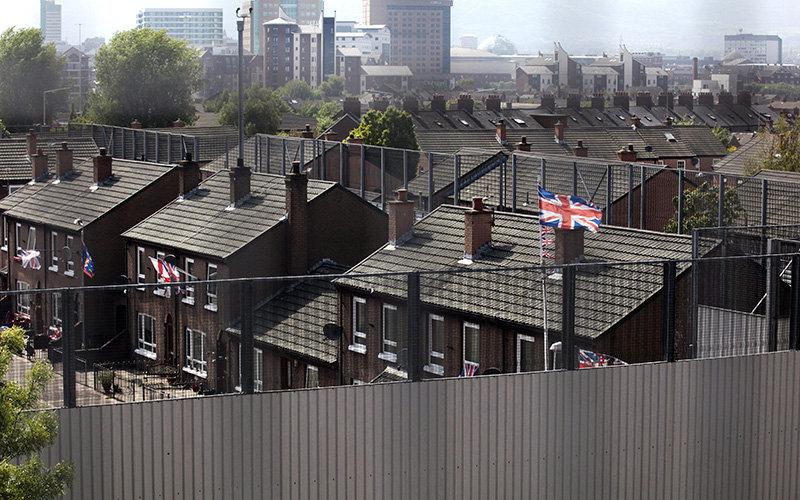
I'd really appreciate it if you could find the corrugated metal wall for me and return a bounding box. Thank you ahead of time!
[46,351,800,499]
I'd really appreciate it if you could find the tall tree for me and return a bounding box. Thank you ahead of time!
[349,106,418,150]
[217,87,287,135]
[744,117,800,175]
[0,326,74,498]
[0,28,64,127]
[665,182,747,233]
[88,28,202,128]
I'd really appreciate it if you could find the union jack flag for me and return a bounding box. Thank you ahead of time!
[81,240,94,278]
[460,362,479,377]
[579,349,628,368]
[538,185,602,232]
[149,256,180,283]
[20,249,42,270]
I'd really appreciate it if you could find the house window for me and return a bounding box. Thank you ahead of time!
[677,160,686,169]
[136,247,146,289]
[185,328,207,377]
[27,227,36,250]
[463,322,480,374]
[49,232,58,271]
[15,223,21,254]
[16,281,31,315]
[350,296,367,353]
[65,235,75,275]
[136,313,157,359]
[517,334,536,373]
[51,293,61,330]
[254,348,263,392]
[182,257,195,304]
[154,251,170,297]
[2,217,8,250]
[425,314,445,375]
[380,303,398,361]
[281,358,292,389]
[205,263,218,311]
[306,365,319,388]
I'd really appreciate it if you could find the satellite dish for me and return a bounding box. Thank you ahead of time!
[60,246,72,261]
[397,348,408,368]
[114,275,130,286]
[164,254,178,266]
[323,323,342,341]
[482,367,501,376]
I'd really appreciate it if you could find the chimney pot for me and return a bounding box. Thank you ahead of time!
[573,139,588,157]
[32,148,48,179]
[388,188,415,245]
[55,142,74,177]
[554,228,585,265]
[230,163,252,206]
[496,119,507,143]
[554,120,565,142]
[25,129,37,156]
[516,136,531,152]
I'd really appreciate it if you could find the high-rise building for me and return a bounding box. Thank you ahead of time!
[364,0,452,75]
[724,34,782,65]
[246,0,322,55]
[262,10,323,89]
[40,0,62,44]
[136,9,225,49]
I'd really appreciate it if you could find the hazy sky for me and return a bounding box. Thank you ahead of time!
[2,0,799,57]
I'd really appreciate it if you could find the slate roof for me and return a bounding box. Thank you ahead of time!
[712,133,773,176]
[335,205,693,340]
[0,138,99,182]
[362,65,413,77]
[228,260,347,364]
[0,157,174,232]
[122,171,337,260]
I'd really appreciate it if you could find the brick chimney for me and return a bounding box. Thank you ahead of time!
[55,142,73,178]
[554,228,585,265]
[456,93,474,113]
[323,130,339,142]
[485,94,501,112]
[573,139,588,157]
[230,158,251,206]
[718,91,733,106]
[25,129,37,156]
[738,90,752,107]
[430,94,446,113]
[692,57,698,81]
[636,91,652,108]
[93,147,112,184]
[402,95,419,114]
[658,92,674,109]
[131,119,142,129]
[388,188,415,245]
[300,124,314,139]
[464,197,492,260]
[554,120,565,142]
[566,93,581,109]
[678,92,693,109]
[496,119,507,144]
[173,118,185,128]
[516,136,531,151]
[285,160,309,276]
[178,153,200,197]
[613,91,629,111]
[698,92,714,107]
[31,148,48,180]
[371,97,389,112]
[631,114,641,129]
[591,93,605,110]
[540,94,555,111]
[343,96,361,117]
[664,116,673,127]
[616,143,637,162]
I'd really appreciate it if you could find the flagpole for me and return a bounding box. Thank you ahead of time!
[537,177,550,371]
[74,219,85,350]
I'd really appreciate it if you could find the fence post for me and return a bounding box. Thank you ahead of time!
[194,139,199,165]
[167,134,172,164]
[791,255,800,350]
[240,280,254,394]
[154,131,159,163]
[403,149,408,189]
[427,152,434,213]
[62,289,76,408]
[605,165,613,225]
[766,239,780,352]
[627,164,634,228]
[761,179,768,227]
[662,260,676,362]
[453,154,460,206]
[511,153,517,213]
[540,158,546,189]
[381,147,386,211]
[360,143,366,199]
[407,272,421,381]
[677,169,685,235]
[339,142,344,185]
[640,165,647,230]
[562,265,576,371]
[717,175,725,228]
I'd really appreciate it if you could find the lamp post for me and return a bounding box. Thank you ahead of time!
[43,86,72,131]
[236,7,251,165]
[74,218,85,349]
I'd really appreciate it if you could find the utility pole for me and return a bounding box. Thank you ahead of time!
[236,7,252,165]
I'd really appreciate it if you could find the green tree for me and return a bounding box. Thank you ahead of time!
[744,117,800,175]
[348,106,418,150]
[711,124,731,149]
[299,100,339,133]
[665,182,747,233]
[278,80,316,101]
[0,28,65,126]
[88,28,202,128]
[218,86,287,135]
[455,78,475,90]
[0,326,74,498]
[318,75,345,98]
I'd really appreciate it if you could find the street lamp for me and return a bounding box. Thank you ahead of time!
[43,86,72,131]
[236,7,252,165]
[74,218,85,349]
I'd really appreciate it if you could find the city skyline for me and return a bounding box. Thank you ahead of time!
[1,0,799,57]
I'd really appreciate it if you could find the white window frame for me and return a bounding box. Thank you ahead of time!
[153,250,170,298]
[182,257,195,305]
[136,246,146,290]
[135,313,157,359]
[184,328,207,377]
[65,235,75,276]
[677,160,686,169]
[463,322,480,373]
[51,292,62,330]
[254,348,263,392]
[517,334,536,373]
[205,263,218,311]
[379,303,398,362]
[349,296,367,354]
[27,227,36,250]
[424,314,445,375]
[2,217,8,251]
[16,281,31,315]
[15,222,21,254]
[49,232,59,271]
[306,365,319,388]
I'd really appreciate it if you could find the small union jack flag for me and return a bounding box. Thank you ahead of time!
[538,185,602,232]
[20,249,42,270]
[460,362,479,377]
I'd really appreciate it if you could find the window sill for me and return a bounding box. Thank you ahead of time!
[134,348,157,360]
[424,364,444,376]
[378,352,397,363]
[48,265,58,273]
[204,303,218,312]
[153,289,170,298]
[348,344,367,354]
[64,270,75,278]
[182,366,208,379]
[182,297,195,305]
